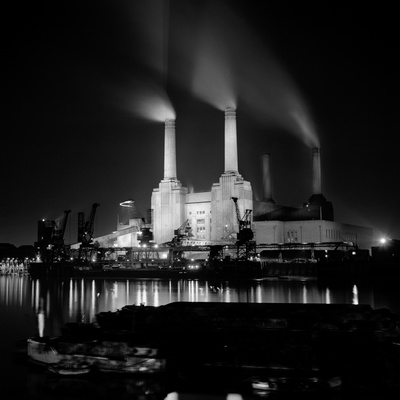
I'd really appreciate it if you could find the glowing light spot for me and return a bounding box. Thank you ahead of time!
[164,393,179,400]
[226,394,244,400]
[38,311,44,337]
[352,285,359,305]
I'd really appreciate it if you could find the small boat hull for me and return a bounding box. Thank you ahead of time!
[27,337,165,375]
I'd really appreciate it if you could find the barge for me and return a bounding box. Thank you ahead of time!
[27,330,165,375]
[27,302,400,393]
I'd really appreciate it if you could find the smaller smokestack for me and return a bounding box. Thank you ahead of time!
[224,107,238,174]
[262,153,274,201]
[312,147,322,194]
[164,119,177,180]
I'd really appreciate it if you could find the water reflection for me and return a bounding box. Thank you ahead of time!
[352,284,359,305]
[1,275,400,335]
[1,275,400,399]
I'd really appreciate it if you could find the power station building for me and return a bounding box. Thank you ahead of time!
[88,107,373,253]
[151,108,252,245]
[150,108,373,251]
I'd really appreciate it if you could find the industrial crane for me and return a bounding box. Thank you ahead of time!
[52,210,71,248]
[138,218,154,246]
[78,203,100,262]
[34,209,71,262]
[158,220,194,267]
[51,209,71,261]
[78,203,100,245]
[232,197,253,244]
[232,197,256,260]
[172,219,193,246]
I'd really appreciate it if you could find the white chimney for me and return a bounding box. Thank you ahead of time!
[224,107,238,174]
[312,147,322,194]
[164,119,177,180]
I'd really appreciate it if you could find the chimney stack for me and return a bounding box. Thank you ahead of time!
[164,119,177,180]
[262,153,274,201]
[224,107,238,174]
[312,147,322,194]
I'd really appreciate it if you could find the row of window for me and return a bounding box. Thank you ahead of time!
[327,229,341,240]
[189,210,209,215]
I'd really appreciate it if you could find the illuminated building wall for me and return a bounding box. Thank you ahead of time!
[253,219,373,250]
[151,108,253,245]
[151,120,188,244]
[186,192,212,242]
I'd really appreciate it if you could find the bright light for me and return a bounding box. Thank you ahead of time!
[380,238,388,244]
[352,285,359,305]
[164,393,179,400]
[226,394,244,400]
[119,199,135,208]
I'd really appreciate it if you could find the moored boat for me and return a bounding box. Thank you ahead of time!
[48,363,91,376]
[27,335,165,375]
[250,374,342,393]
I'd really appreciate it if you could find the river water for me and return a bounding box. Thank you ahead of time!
[1,274,399,399]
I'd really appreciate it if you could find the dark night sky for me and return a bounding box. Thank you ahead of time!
[2,0,399,247]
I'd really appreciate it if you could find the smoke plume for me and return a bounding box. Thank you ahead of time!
[189,1,319,148]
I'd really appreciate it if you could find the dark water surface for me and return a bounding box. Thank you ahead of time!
[1,274,399,399]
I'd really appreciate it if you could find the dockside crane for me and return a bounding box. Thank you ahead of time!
[78,203,100,262]
[34,209,71,262]
[51,209,71,261]
[159,220,194,266]
[232,197,256,260]
[78,203,100,245]
[52,210,71,248]
[172,219,193,246]
[137,218,154,246]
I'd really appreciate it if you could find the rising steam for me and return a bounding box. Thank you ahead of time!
[107,0,318,142]
[189,1,319,148]
[191,14,237,111]
[111,76,175,122]
[106,0,175,123]
[132,79,176,122]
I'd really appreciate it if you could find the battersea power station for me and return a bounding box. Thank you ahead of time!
[88,107,373,254]
[152,108,253,245]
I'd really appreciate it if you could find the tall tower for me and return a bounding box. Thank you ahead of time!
[312,147,322,195]
[151,119,187,244]
[224,107,238,174]
[262,153,274,202]
[211,108,253,241]
[308,147,334,221]
[164,119,177,180]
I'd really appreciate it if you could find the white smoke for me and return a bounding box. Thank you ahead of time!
[189,1,320,148]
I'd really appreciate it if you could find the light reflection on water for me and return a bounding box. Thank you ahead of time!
[2,274,399,338]
[1,274,399,399]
